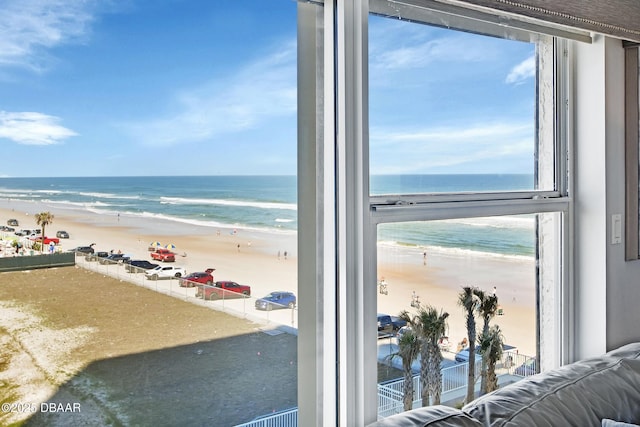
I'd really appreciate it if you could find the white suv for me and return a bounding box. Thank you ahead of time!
[145,265,186,280]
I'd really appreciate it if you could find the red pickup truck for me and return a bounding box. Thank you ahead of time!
[196,281,251,300]
[150,248,176,262]
[30,236,60,245]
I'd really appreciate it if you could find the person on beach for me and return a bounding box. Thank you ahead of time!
[411,291,420,308]
[284,251,287,260]
[378,277,388,295]
[423,251,427,265]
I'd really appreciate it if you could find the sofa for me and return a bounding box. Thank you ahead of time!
[368,342,640,427]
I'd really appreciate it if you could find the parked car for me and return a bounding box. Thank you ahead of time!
[390,316,407,333]
[84,251,108,261]
[145,265,186,280]
[179,271,214,288]
[150,248,176,262]
[73,244,96,254]
[99,253,131,264]
[377,313,394,338]
[56,230,69,238]
[7,219,18,226]
[30,236,60,245]
[1,226,15,232]
[396,325,412,340]
[455,346,483,363]
[455,344,516,363]
[125,260,159,272]
[195,281,251,300]
[255,291,296,310]
[513,358,537,376]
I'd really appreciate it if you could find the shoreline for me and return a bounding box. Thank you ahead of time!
[0,198,537,356]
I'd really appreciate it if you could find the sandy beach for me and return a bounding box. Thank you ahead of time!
[0,198,537,356]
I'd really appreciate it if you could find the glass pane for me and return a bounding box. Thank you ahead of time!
[369,13,545,195]
[376,214,544,406]
[0,1,299,425]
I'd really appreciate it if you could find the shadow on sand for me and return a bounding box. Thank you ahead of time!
[23,330,297,427]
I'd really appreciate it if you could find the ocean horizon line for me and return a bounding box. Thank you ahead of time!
[0,173,533,179]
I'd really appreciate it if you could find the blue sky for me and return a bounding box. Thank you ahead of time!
[0,0,535,177]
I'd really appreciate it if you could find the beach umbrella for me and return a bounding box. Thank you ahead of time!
[150,241,162,248]
[165,243,176,250]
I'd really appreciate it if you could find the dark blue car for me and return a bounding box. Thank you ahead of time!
[255,291,297,311]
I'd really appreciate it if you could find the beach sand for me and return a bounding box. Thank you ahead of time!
[0,198,537,356]
[376,248,536,356]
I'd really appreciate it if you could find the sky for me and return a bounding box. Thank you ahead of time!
[0,0,535,178]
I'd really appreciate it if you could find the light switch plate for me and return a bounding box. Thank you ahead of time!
[612,214,622,245]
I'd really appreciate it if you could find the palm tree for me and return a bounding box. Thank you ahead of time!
[398,309,430,406]
[418,306,449,405]
[400,306,449,407]
[478,325,504,393]
[391,327,420,411]
[458,286,478,404]
[474,288,499,394]
[35,211,54,253]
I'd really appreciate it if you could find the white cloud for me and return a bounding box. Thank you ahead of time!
[371,122,533,173]
[0,0,100,72]
[377,123,530,143]
[125,40,297,146]
[0,111,77,145]
[371,34,490,71]
[506,55,535,85]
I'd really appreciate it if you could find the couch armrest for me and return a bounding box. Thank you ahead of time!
[463,343,640,426]
[367,405,482,427]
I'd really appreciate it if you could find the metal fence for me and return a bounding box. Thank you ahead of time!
[74,253,298,331]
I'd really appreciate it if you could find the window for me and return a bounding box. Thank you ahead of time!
[368,0,570,372]
[297,0,573,424]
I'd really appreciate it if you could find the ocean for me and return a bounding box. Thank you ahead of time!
[0,174,535,258]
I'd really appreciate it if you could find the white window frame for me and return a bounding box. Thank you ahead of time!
[297,1,576,425]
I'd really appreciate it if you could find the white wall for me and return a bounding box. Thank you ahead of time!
[573,35,609,358]
[574,35,640,358]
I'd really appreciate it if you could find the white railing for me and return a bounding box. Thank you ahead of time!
[234,352,536,426]
[377,380,407,418]
[234,408,297,427]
